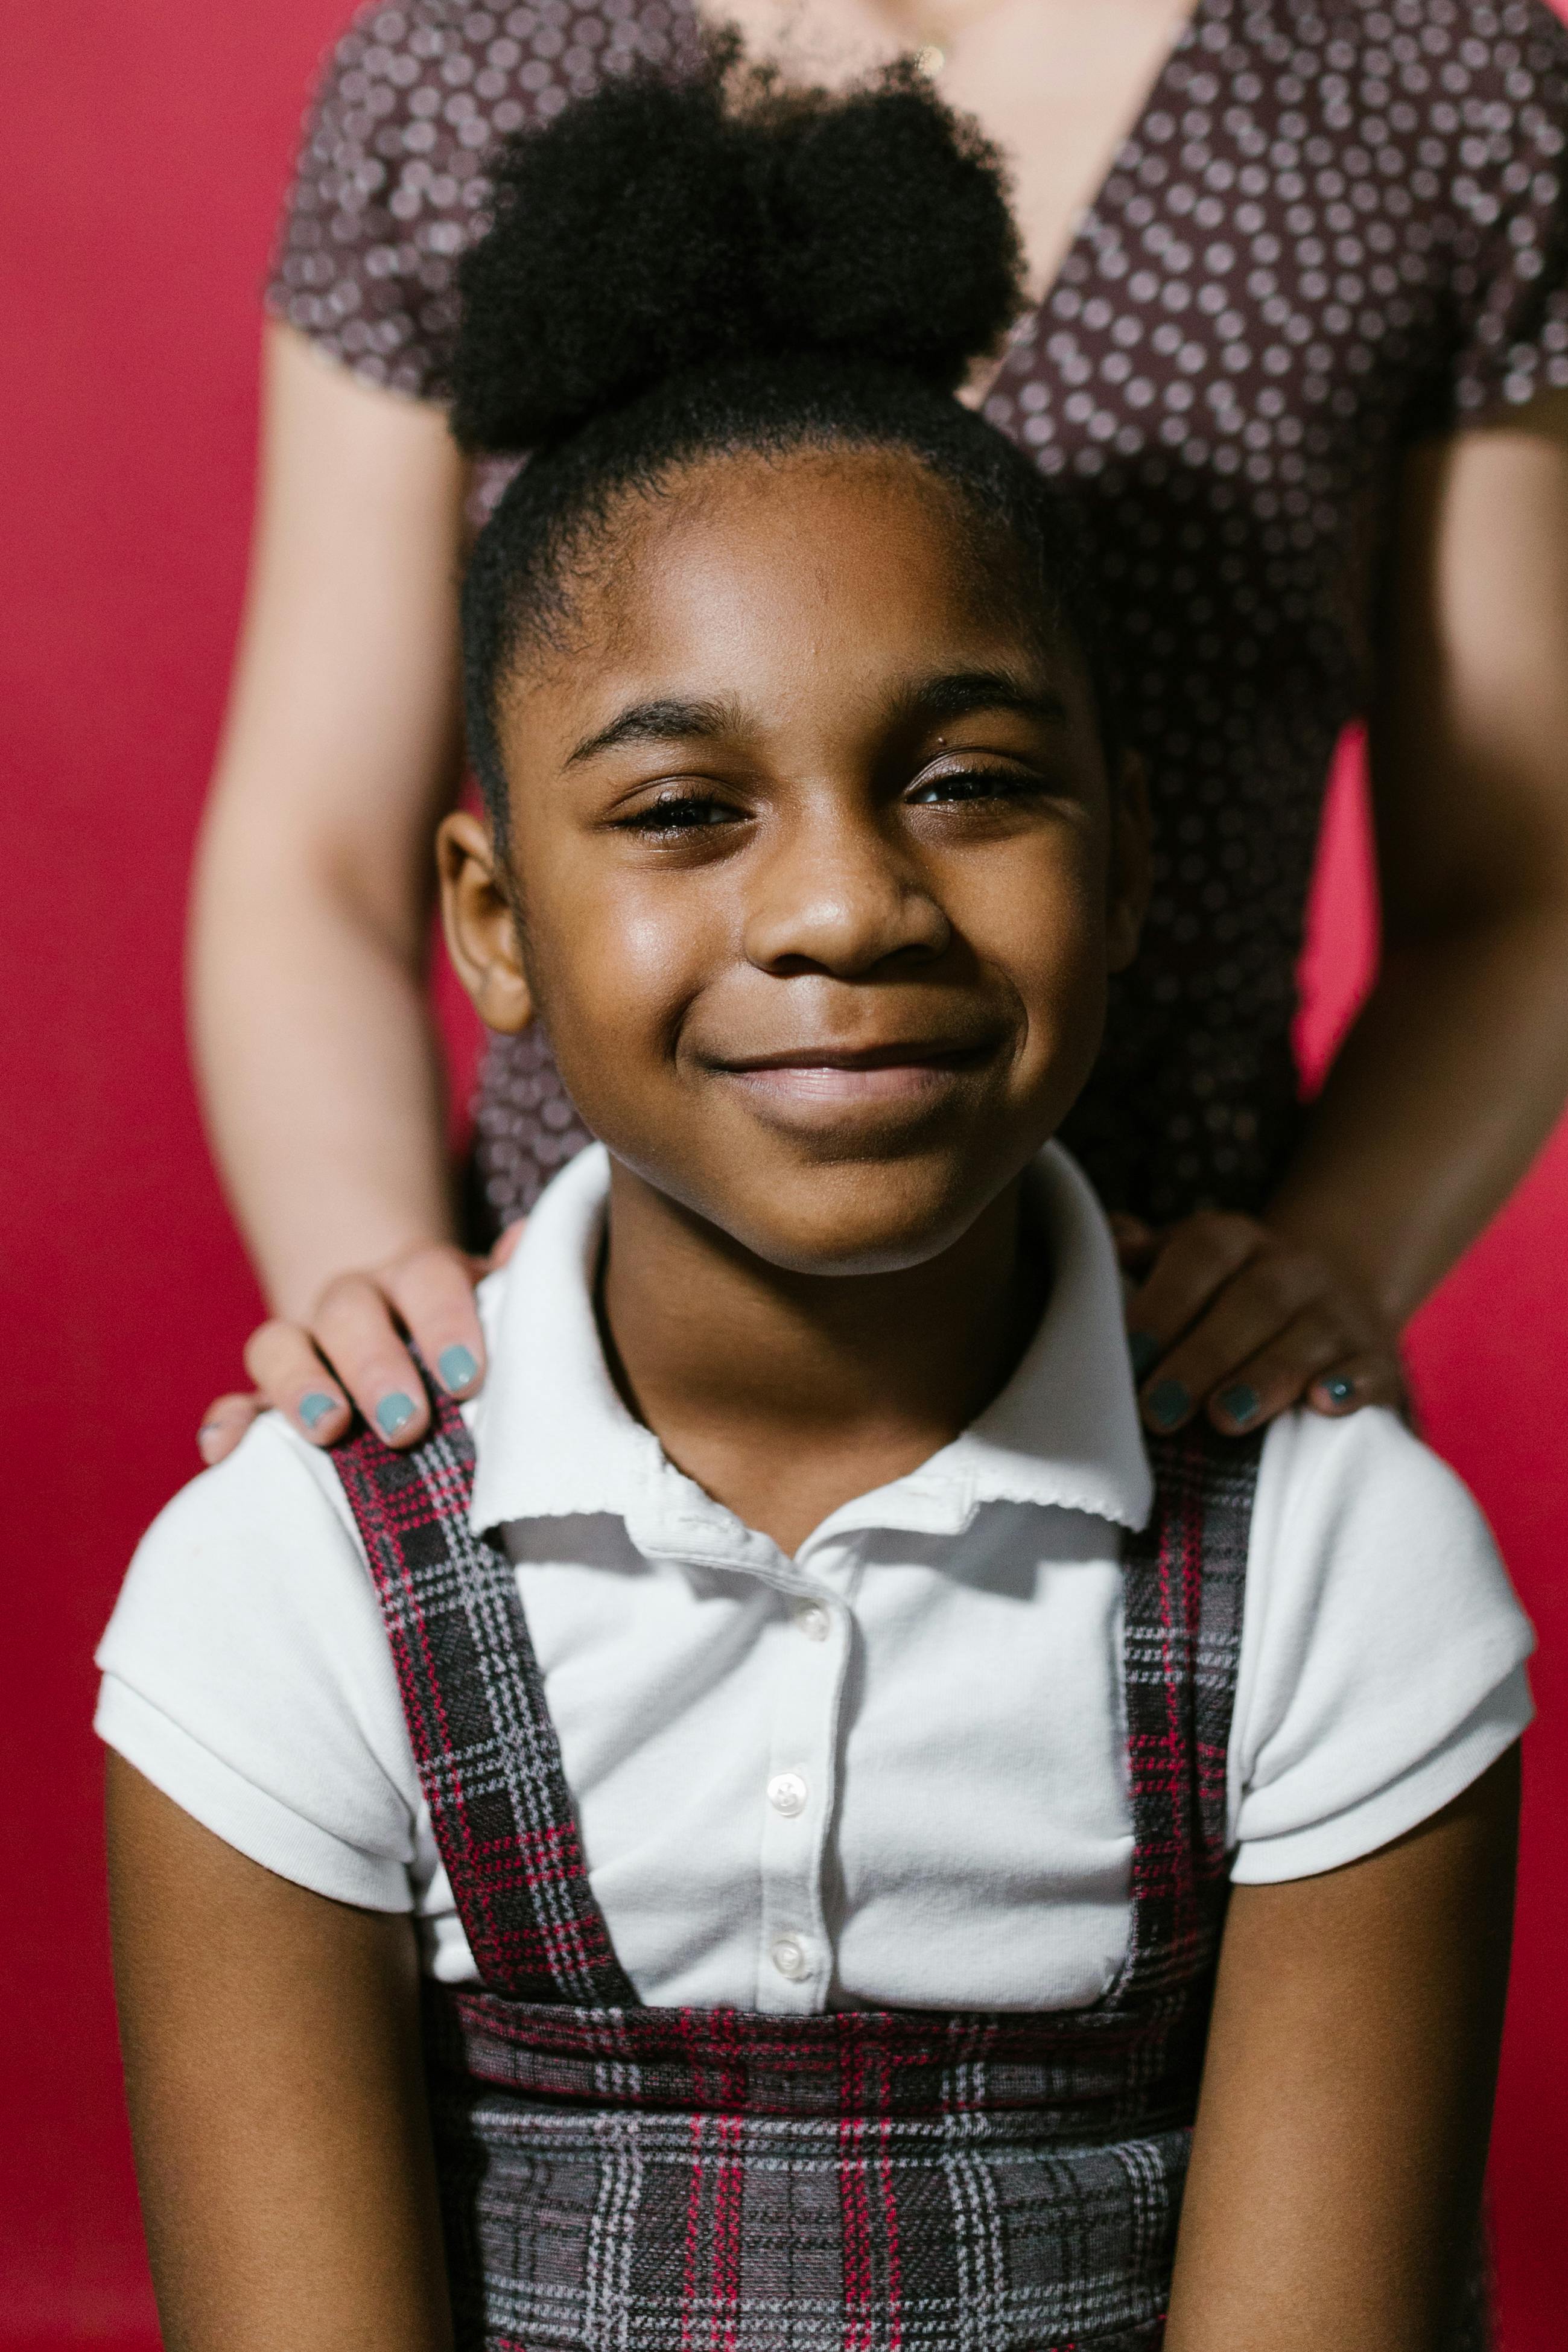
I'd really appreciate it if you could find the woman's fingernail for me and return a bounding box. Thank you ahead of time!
[1128,1330,1161,1381]
[1322,1375,1355,1405]
[299,1392,340,1431]
[197,1423,223,1457]
[1218,1384,1260,1427]
[437,1344,478,1393]
[375,1392,417,1439]
[1145,1379,1191,1431]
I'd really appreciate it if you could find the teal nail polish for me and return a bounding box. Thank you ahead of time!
[438,1344,478,1393]
[299,1392,339,1431]
[1128,1330,1161,1381]
[1218,1384,1260,1427]
[375,1391,416,1438]
[1146,1379,1190,1431]
[1323,1375,1354,1405]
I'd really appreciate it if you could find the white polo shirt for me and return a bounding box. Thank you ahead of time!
[96,1143,1533,2015]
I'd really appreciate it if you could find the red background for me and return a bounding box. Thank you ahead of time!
[2,5,1563,2344]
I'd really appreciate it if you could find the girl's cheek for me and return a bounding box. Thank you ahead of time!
[963,851,1105,994]
[616,903,704,987]
[1010,893,1115,1079]
[541,894,713,1073]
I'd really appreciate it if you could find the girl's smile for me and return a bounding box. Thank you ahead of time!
[712,1035,1006,1135]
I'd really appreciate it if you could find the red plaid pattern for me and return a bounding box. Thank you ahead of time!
[337,1399,637,2005]
[335,1382,1260,2348]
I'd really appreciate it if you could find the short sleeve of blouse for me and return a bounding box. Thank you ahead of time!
[265,0,691,401]
[1446,1,1568,418]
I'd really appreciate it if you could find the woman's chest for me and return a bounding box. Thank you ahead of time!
[973,2,1473,679]
[702,0,1199,304]
[696,0,1453,519]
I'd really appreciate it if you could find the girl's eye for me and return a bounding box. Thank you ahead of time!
[906,767,1041,807]
[616,792,745,837]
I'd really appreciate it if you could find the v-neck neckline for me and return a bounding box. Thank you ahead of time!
[977,0,1216,408]
[674,0,1215,408]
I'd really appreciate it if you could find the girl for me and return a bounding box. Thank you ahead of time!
[105,54,1531,2351]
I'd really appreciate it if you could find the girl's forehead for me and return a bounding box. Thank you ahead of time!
[629,442,990,565]
[550,446,1051,681]
[498,518,1097,790]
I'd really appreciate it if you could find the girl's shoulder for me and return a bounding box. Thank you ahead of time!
[1249,1400,1512,1618]
[1221,1400,1534,1882]
[96,1406,428,1906]
[111,1407,379,1647]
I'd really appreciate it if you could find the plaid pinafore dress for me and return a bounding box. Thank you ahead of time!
[334,1387,1259,2351]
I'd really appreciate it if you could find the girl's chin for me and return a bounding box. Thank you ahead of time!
[700,1171,1013,1282]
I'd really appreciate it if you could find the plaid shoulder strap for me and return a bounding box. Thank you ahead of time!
[1119,1422,1262,1995]
[333,1379,640,2007]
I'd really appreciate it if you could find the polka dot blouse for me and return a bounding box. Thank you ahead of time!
[268,0,1568,1227]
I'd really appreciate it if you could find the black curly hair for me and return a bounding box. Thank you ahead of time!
[455,35,1113,845]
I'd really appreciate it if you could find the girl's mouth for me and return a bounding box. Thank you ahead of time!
[716,1040,999,1110]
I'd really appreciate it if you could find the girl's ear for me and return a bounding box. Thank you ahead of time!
[437,810,534,1033]
[1106,749,1152,974]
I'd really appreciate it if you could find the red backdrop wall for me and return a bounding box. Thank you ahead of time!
[2,5,1563,2343]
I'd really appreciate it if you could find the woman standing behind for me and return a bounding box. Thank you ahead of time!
[193,0,1568,1458]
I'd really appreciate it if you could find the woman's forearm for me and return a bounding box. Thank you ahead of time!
[190,838,457,1320]
[1267,892,1568,1328]
[191,325,474,1321]
[1270,407,1568,1329]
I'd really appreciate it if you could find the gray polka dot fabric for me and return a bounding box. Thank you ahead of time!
[268,0,1568,1228]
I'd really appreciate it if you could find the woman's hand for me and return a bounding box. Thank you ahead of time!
[197,1227,525,1465]
[1114,1211,1405,1440]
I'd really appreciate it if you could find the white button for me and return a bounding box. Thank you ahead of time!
[795,1603,830,1642]
[771,1934,808,1982]
[767,1770,809,1818]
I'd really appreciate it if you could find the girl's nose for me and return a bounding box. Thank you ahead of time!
[741,816,951,977]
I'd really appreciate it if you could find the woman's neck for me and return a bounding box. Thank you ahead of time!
[598,1160,1048,1556]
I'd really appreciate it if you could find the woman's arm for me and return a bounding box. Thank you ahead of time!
[1271,397,1568,1310]
[191,322,487,1456]
[1127,397,1568,1437]
[193,322,467,1312]
[1166,1748,1519,2351]
[107,1752,453,2351]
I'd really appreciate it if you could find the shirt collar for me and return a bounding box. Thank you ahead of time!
[898,1143,1153,1535]
[468,1143,659,1539]
[468,1139,1152,1546]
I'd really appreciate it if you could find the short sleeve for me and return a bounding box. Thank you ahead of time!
[95,1417,425,1910]
[264,0,695,400]
[1447,1,1568,419]
[1228,1407,1534,1884]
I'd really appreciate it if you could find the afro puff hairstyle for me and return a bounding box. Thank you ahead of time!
[456,34,1113,844]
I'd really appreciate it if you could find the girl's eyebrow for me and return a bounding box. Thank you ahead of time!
[888,670,1071,731]
[565,696,739,766]
[563,672,1069,771]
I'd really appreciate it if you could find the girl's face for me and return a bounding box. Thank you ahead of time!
[442,448,1147,1276]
